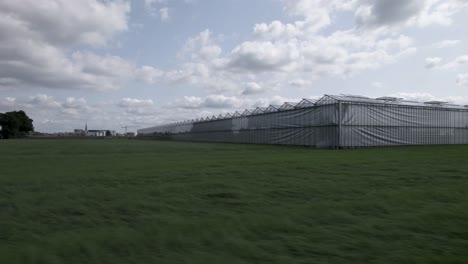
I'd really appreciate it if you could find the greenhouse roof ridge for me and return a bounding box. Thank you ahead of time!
[146,94,468,128]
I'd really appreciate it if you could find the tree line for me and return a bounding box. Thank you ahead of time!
[0,111,34,139]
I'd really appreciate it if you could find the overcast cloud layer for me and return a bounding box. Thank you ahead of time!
[1,0,468,132]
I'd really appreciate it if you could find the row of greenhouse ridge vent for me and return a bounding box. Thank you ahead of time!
[157,94,468,127]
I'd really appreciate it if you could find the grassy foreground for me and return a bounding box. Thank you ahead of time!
[1,140,468,264]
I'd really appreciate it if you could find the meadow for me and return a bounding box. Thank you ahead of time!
[1,139,468,263]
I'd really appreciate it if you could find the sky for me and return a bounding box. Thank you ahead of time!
[1,0,468,133]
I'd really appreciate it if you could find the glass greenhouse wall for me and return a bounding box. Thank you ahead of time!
[138,95,468,148]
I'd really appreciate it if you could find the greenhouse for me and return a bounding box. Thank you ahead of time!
[138,94,468,148]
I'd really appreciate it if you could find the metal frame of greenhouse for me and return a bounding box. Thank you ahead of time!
[137,94,468,148]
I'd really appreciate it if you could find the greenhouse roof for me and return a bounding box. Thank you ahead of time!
[296,98,317,108]
[252,107,267,114]
[317,94,468,109]
[279,102,298,110]
[265,105,280,112]
[144,94,468,128]
[242,109,253,116]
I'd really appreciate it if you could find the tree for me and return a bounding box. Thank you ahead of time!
[0,111,34,139]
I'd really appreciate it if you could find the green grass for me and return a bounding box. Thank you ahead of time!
[1,139,468,264]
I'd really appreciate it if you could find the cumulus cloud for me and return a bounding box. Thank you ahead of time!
[144,0,165,12]
[145,0,172,21]
[225,30,414,78]
[0,97,16,111]
[0,94,104,131]
[118,98,156,115]
[163,1,421,95]
[392,92,468,105]
[170,94,307,114]
[136,66,164,83]
[281,0,357,33]
[371,82,383,89]
[425,57,442,69]
[242,82,267,95]
[355,0,468,29]
[289,79,311,87]
[440,55,468,70]
[355,0,425,28]
[254,20,301,40]
[161,30,243,93]
[0,0,132,91]
[1,94,197,132]
[159,8,170,21]
[252,95,304,108]
[118,98,154,108]
[63,97,88,109]
[434,39,461,48]
[178,30,223,61]
[173,95,246,109]
[139,0,465,95]
[228,41,299,72]
[0,0,129,47]
[28,94,61,108]
[424,55,468,85]
[456,73,468,87]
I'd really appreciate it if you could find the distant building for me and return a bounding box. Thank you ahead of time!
[72,124,116,137]
[74,129,85,135]
[87,130,108,137]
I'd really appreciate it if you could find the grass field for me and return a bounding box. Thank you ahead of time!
[1,139,468,264]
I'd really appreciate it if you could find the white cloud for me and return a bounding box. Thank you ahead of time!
[225,30,414,79]
[144,0,165,12]
[425,57,442,69]
[118,98,155,115]
[142,0,465,96]
[0,97,16,111]
[355,0,468,29]
[355,0,426,28]
[161,0,420,95]
[252,95,304,107]
[178,30,223,61]
[254,20,301,40]
[392,92,468,105]
[0,0,129,47]
[28,94,61,108]
[119,98,154,108]
[0,94,106,131]
[433,39,460,48]
[172,95,246,109]
[281,0,357,33]
[0,0,132,91]
[61,97,94,116]
[456,73,468,87]
[145,0,172,21]
[159,8,170,21]
[228,41,299,72]
[170,94,306,113]
[415,0,468,27]
[62,97,88,109]
[136,66,164,83]
[242,82,267,95]
[1,94,202,132]
[372,82,383,89]
[440,55,468,70]
[161,30,244,93]
[289,79,311,87]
